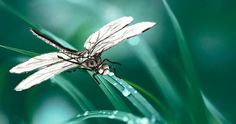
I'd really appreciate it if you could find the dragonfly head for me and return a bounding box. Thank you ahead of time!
[84,57,100,68]
[81,52,110,75]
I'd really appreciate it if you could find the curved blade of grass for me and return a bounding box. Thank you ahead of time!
[202,93,231,124]
[50,76,109,124]
[0,44,38,56]
[93,73,131,112]
[162,0,205,122]
[125,80,165,111]
[99,73,166,124]
[128,37,181,112]
[50,76,96,113]
[66,110,149,124]
[162,0,226,123]
[125,80,176,123]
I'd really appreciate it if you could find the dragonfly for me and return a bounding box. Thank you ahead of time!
[10,16,156,91]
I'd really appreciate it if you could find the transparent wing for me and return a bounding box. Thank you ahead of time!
[30,29,77,53]
[89,22,156,56]
[10,52,70,74]
[14,61,78,91]
[83,16,133,50]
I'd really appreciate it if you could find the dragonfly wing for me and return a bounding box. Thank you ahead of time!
[83,16,133,50]
[14,61,78,91]
[10,52,71,74]
[90,22,156,55]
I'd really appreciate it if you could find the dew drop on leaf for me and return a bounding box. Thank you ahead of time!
[122,88,131,97]
[83,111,88,116]
[123,116,129,121]
[108,72,114,76]
[140,118,149,124]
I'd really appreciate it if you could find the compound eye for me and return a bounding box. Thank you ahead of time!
[88,60,97,67]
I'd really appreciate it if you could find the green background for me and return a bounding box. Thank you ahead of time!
[0,0,235,124]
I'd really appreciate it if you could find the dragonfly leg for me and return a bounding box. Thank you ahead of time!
[110,65,116,73]
[103,58,121,66]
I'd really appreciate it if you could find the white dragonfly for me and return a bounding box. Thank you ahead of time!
[10,16,156,91]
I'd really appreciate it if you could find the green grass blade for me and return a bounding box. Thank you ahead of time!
[0,44,38,57]
[88,72,131,112]
[66,110,149,124]
[50,76,96,112]
[162,0,209,123]
[128,37,181,111]
[125,80,165,111]
[202,93,231,124]
[126,80,176,123]
[100,73,166,124]
[51,76,109,124]
[96,76,132,112]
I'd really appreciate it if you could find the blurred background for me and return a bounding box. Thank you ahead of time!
[0,0,235,124]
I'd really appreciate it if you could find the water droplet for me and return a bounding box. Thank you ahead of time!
[134,91,137,94]
[50,77,56,83]
[113,110,118,114]
[98,111,102,113]
[128,120,134,124]
[150,116,157,123]
[113,83,117,85]
[128,37,140,46]
[109,114,115,119]
[83,111,88,116]
[140,118,149,124]
[123,116,128,121]
[122,88,131,97]
[108,72,114,76]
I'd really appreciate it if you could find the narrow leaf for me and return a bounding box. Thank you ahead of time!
[100,73,166,124]
[66,110,149,124]
[0,44,38,57]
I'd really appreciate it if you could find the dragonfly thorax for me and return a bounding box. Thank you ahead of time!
[97,64,110,75]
